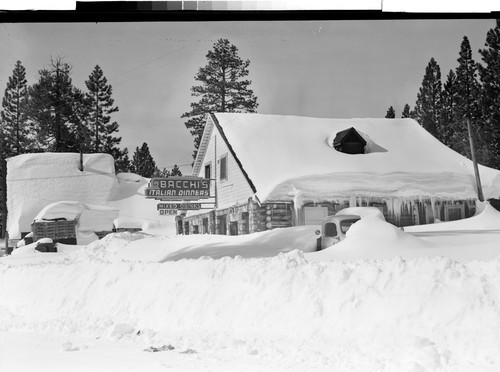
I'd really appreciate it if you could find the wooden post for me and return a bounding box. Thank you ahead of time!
[214,136,218,209]
[78,149,84,172]
[467,117,484,202]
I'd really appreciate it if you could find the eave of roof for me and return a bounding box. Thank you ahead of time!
[210,113,257,194]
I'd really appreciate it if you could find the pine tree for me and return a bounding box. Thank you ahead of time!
[452,36,483,159]
[113,147,131,173]
[385,106,396,118]
[85,65,120,152]
[154,167,171,178]
[130,142,157,177]
[85,65,129,170]
[182,39,258,159]
[28,58,87,152]
[170,164,182,176]
[413,58,443,139]
[401,104,413,118]
[440,69,458,147]
[1,60,30,238]
[1,61,30,156]
[478,25,500,168]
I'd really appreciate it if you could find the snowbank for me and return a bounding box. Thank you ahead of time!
[404,201,500,232]
[2,245,500,371]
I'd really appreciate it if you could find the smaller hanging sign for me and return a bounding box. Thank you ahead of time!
[157,203,202,211]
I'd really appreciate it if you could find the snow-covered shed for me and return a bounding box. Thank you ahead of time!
[180,113,500,234]
[6,152,176,245]
[6,153,118,241]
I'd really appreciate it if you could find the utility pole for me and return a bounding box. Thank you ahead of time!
[466,116,484,202]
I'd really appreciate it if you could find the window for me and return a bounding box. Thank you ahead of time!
[340,218,360,233]
[230,221,238,236]
[324,222,337,238]
[204,163,211,179]
[445,204,464,221]
[192,225,199,234]
[220,155,228,180]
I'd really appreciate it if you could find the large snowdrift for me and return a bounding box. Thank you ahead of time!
[213,113,500,202]
[2,226,500,371]
[2,202,500,371]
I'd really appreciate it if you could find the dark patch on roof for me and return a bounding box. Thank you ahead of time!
[333,127,367,155]
[333,127,367,148]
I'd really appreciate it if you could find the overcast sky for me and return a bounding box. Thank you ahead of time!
[0,18,497,174]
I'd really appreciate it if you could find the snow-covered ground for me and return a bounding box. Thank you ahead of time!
[1,204,500,371]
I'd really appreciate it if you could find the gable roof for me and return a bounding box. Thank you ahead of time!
[333,127,367,148]
[196,113,500,203]
[192,113,257,194]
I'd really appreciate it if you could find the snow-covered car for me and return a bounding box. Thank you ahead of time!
[315,207,386,250]
[315,214,361,250]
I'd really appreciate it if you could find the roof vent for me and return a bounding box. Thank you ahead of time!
[333,127,367,154]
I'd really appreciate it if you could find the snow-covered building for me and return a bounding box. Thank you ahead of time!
[179,113,500,234]
[5,152,174,246]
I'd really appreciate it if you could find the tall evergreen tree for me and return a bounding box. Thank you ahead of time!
[452,36,483,159]
[28,58,87,152]
[478,25,500,169]
[85,65,120,152]
[440,69,458,147]
[385,106,396,118]
[401,104,413,118]
[85,65,128,170]
[0,61,30,238]
[130,142,157,177]
[413,58,443,139]
[182,38,258,159]
[1,61,30,156]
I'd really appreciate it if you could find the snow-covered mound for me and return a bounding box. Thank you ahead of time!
[405,201,500,232]
[2,244,500,370]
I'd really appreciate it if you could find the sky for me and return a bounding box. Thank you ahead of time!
[0,17,498,174]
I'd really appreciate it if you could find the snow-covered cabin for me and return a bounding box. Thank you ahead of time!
[179,113,500,234]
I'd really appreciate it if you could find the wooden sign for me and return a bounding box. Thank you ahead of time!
[145,176,211,201]
[157,203,202,210]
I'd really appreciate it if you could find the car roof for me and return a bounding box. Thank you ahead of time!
[323,214,360,223]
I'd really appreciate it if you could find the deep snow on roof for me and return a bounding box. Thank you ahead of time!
[6,153,117,239]
[212,113,500,202]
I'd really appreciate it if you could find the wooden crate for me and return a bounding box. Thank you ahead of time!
[31,220,77,241]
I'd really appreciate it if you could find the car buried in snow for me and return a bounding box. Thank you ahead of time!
[315,214,361,250]
[314,207,385,250]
